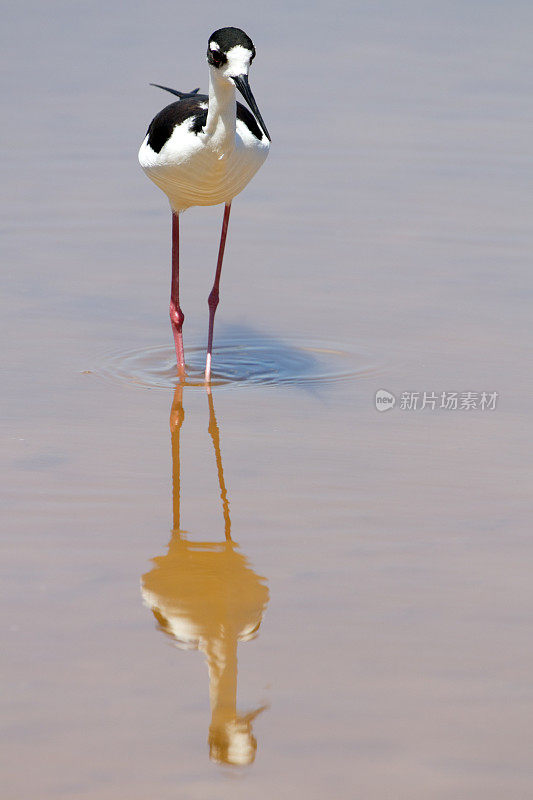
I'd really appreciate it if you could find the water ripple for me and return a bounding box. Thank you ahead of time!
[93,335,389,390]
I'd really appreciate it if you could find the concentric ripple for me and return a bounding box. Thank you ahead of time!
[94,335,388,390]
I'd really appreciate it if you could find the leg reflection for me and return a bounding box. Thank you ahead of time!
[141,386,269,766]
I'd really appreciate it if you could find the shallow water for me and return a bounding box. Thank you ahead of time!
[95,331,386,388]
[2,1,533,798]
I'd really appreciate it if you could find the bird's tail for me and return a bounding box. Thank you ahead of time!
[149,84,200,99]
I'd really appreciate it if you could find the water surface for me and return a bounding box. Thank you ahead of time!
[2,1,533,798]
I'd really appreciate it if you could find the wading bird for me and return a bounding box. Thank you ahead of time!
[138,27,271,381]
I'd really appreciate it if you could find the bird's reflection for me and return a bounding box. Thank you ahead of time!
[141,386,269,766]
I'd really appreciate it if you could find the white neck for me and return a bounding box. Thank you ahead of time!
[204,66,237,152]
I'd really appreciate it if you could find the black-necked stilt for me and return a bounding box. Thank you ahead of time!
[139,27,271,381]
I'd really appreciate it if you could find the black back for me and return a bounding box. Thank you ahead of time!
[236,102,263,141]
[146,91,264,153]
[146,97,207,153]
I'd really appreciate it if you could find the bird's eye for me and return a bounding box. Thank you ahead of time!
[211,50,223,67]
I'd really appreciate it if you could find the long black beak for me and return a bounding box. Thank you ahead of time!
[233,74,271,142]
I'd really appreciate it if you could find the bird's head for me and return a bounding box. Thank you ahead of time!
[207,27,271,141]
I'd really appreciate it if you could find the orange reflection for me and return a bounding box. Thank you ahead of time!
[141,386,269,765]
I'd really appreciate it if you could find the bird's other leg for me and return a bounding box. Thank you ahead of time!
[205,202,232,382]
[170,211,185,375]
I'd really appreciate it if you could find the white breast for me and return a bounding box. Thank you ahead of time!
[138,117,269,213]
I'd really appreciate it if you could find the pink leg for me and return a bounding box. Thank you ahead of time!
[169,211,185,375]
[205,202,232,381]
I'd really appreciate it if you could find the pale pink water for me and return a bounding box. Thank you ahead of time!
[2,2,533,798]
